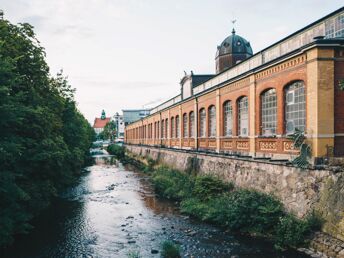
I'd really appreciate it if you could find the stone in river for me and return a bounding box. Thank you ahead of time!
[151,249,159,254]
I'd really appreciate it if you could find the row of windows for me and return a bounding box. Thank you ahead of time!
[127,81,306,139]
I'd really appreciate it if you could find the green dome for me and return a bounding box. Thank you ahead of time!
[216,29,253,57]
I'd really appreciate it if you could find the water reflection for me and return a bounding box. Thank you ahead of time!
[2,156,310,258]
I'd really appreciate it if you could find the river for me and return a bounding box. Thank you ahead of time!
[2,155,310,258]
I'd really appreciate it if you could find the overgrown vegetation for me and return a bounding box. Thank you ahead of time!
[0,16,94,246]
[108,137,320,249]
[161,241,181,258]
[107,144,125,160]
[150,166,321,249]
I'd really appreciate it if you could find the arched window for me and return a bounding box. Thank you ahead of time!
[223,101,233,136]
[285,81,306,134]
[189,111,195,137]
[208,105,216,137]
[261,89,277,136]
[157,121,160,139]
[238,97,249,136]
[199,108,206,137]
[161,121,165,138]
[176,115,180,138]
[171,117,175,138]
[183,113,188,138]
[165,119,168,138]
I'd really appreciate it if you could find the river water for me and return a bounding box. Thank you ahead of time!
[2,155,310,258]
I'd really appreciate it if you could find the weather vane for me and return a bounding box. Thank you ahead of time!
[231,19,237,34]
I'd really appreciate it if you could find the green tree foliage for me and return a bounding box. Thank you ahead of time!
[98,120,116,141]
[0,17,95,246]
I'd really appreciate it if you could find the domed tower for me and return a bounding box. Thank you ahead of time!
[215,28,253,74]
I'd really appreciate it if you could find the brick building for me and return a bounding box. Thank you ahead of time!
[125,7,344,162]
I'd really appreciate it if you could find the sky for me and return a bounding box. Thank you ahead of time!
[2,0,343,123]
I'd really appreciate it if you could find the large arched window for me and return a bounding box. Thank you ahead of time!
[261,88,277,136]
[171,117,175,138]
[183,113,188,138]
[223,101,233,136]
[189,111,195,137]
[176,115,180,138]
[238,97,249,136]
[208,105,216,137]
[199,108,206,137]
[285,81,306,134]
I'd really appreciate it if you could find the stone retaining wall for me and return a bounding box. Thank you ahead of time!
[125,145,344,246]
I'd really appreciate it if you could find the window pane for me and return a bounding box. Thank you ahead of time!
[171,117,175,138]
[199,109,206,137]
[176,116,180,138]
[285,81,306,134]
[189,112,195,137]
[238,97,249,136]
[209,106,216,137]
[183,114,188,138]
[261,89,277,136]
[223,101,233,136]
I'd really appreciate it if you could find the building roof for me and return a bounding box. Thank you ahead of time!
[191,74,216,88]
[216,29,253,57]
[93,117,111,128]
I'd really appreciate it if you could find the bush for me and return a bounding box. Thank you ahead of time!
[193,175,233,201]
[161,241,181,258]
[181,190,284,235]
[152,166,194,200]
[274,212,322,249]
[149,166,320,249]
[107,144,125,160]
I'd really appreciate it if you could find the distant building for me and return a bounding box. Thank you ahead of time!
[122,109,150,126]
[93,110,111,134]
[113,112,125,140]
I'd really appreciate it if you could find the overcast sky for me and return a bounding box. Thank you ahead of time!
[2,0,343,123]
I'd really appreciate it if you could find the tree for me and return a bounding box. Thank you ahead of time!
[0,14,94,246]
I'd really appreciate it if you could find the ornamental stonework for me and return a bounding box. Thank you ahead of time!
[259,141,277,151]
[237,141,249,150]
[283,141,298,152]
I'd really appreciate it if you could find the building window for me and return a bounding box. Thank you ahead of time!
[176,115,180,138]
[199,108,206,137]
[161,121,165,138]
[171,117,175,138]
[285,81,306,134]
[189,111,195,137]
[183,113,188,138]
[223,101,233,136]
[261,89,277,136]
[238,97,249,136]
[208,105,216,137]
[165,119,168,138]
[157,121,159,139]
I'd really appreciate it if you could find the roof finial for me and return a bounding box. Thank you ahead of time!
[231,19,236,34]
